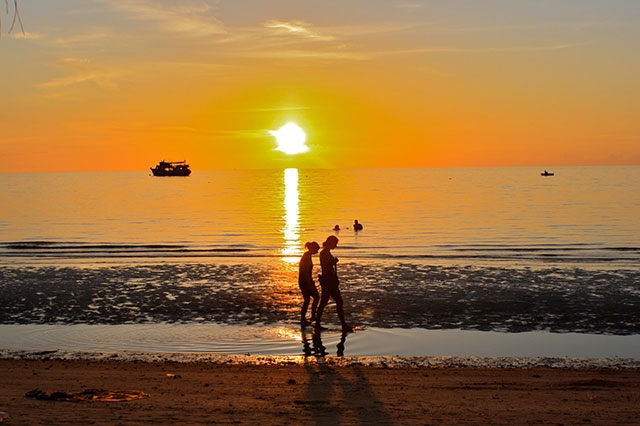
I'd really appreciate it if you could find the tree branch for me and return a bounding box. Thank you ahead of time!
[1,0,24,38]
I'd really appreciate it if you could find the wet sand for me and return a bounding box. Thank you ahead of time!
[2,260,639,424]
[2,263,639,334]
[1,358,639,425]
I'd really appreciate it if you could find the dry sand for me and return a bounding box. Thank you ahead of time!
[1,358,639,425]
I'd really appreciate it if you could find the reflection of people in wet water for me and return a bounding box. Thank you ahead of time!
[315,235,353,332]
[298,241,320,327]
[301,328,349,357]
[353,219,363,231]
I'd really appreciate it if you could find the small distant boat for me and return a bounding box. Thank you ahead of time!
[150,160,191,177]
[541,170,554,177]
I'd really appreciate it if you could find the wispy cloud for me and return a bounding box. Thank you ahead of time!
[63,120,200,135]
[51,30,114,46]
[96,1,586,64]
[233,21,411,61]
[4,31,41,39]
[243,48,368,61]
[101,1,383,60]
[226,105,313,113]
[37,57,123,90]
[104,0,226,37]
[264,20,335,41]
[393,2,424,9]
[373,41,586,57]
[94,1,419,63]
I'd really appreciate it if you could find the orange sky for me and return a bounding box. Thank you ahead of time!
[2,1,639,172]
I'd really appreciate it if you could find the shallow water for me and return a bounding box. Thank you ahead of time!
[1,167,639,357]
[1,324,638,359]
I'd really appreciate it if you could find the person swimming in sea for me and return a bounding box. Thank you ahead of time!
[353,219,363,231]
[315,235,353,332]
[298,241,320,327]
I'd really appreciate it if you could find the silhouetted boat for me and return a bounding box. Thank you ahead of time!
[150,160,191,177]
[541,170,554,176]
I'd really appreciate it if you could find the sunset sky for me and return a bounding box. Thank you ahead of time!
[2,1,639,172]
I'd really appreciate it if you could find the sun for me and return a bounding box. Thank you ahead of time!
[269,122,309,155]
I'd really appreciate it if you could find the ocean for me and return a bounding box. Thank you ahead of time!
[1,166,639,359]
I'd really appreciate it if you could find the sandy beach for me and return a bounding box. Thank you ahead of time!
[1,358,639,425]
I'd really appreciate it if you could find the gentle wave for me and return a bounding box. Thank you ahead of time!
[2,241,251,253]
[2,241,638,264]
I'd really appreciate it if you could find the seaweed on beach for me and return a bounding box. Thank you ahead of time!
[25,388,149,402]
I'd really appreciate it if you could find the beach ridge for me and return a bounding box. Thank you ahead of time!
[2,349,640,369]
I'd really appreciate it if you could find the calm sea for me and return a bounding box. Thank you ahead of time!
[1,166,639,357]
[2,166,639,265]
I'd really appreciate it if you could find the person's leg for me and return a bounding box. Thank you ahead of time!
[315,289,330,330]
[301,294,311,325]
[310,291,319,322]
[333,290,353,332]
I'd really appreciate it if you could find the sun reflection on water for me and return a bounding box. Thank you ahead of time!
[274,326,303,342]
[281,168,301,264]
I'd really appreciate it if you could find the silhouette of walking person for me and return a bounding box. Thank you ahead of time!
[315,235,353,332]
[298,241,320,327]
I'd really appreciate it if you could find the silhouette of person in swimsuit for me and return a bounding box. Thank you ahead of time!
[315,235,353,332]
[298,241,320,327]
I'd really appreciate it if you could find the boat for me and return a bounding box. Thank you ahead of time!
[150,160,191,176]
[541,170,554,177]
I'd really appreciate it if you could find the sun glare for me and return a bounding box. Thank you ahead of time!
[269,122,309,155]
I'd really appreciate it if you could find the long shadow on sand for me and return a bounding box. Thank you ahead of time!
[301,330,392,426]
